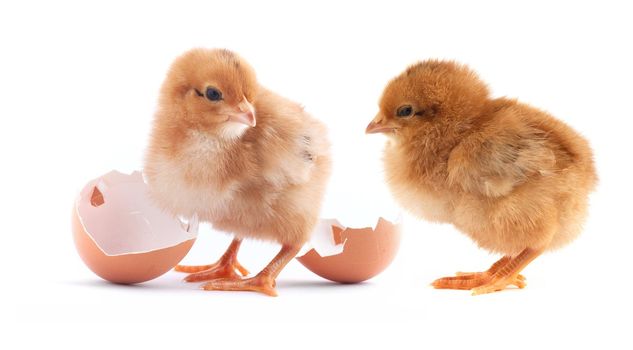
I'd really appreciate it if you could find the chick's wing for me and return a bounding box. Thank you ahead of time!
[447,118,556,198]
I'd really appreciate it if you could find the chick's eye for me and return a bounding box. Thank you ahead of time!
[396,105,413,117]
[205,87,223,101]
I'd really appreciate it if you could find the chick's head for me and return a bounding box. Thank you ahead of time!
[367,60,489,141]
[160,48,259,140]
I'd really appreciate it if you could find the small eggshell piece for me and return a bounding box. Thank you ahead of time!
[297,217,401,283]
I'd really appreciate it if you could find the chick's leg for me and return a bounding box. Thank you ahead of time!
[432,256,525,290]
[175,238,250,282]
[472,247,543,296]
[201,244,301,297]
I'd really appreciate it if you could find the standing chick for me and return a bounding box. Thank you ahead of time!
[144,49,331,296]
[366,60,596,295]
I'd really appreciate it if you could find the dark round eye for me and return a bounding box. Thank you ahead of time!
[396,105,413,117]
[205,87,223,101]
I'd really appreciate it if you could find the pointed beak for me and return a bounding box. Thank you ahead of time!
[229,98,256,127]
[366,114,396,134]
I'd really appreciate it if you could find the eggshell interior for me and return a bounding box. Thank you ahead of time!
[72,170,198,284]
[297,217,401,283]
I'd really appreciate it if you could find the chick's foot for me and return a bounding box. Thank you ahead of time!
[432,274,490,290]
[200,244,301,297]
[202,274,277,297]
[432,256,514,290]
[471,274,527,295]
[178,259,249,282]
[471,247,543,295]
[175,238,249,282]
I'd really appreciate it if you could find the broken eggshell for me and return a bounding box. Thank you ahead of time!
[72,170,198,284]
[297,217,401,283]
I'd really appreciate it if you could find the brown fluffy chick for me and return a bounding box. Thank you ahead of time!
[366,60,596,295]
[144,48,331,296]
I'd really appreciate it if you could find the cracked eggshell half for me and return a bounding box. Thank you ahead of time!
[72,170,198,284]
[297,217,401,283]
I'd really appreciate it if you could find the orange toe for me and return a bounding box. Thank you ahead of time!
[175,264,216,273]
[176,258,250,282]
[471,274,527,295]
[184,265,243,282]
[432,274,490,290]
[201,274,277,297]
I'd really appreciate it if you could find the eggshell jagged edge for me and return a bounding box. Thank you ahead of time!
[296,217,402,283]
[72,170,198,284]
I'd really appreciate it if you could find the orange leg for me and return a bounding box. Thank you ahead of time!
[201,244,301,297]
[471,247,543,295]
[175,238,250,282]
[432,256,525,290]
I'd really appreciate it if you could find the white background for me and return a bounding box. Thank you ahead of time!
[1,0,631,349]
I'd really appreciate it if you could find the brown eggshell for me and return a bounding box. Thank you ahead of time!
[297,217,401,283]
[72,171,198,284]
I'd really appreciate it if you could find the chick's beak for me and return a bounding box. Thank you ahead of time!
[229,98,256,127]
[366,114,395,134]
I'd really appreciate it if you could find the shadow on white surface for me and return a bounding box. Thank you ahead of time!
[58,276,374,293]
